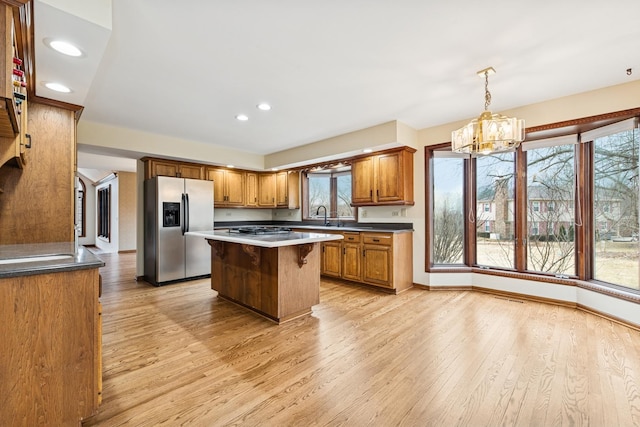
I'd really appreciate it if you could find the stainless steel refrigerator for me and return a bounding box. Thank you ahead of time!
[144,176,214,286]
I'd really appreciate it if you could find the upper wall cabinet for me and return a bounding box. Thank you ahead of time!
[206,167,245,207]
[0,3,28,170]
[276,170,300,209]
[0,4,22,138]
[144,158,204,180]
[351,146,416,206]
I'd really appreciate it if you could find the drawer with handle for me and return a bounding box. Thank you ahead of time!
[362,233,393,246]
[342,232,360,243]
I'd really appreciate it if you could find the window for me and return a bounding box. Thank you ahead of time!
[305,168,353,222]
[589,119,639,289]
[476,152,515,269]
[525,141,575,276]
[98,185,111,241]
[426,109,640,291]
[430,152,465,265]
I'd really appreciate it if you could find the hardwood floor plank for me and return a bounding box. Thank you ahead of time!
[83,252,640,426]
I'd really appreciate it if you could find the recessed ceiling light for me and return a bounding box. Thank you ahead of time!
[45,38,83,57]
[271,167,278,171]
[44,82,71,93]
[226,164,235,168]
[257,103,271,111]
[236,114,248,121]
[363,148,373,153]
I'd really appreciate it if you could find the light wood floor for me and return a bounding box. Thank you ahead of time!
[84,252,640,426]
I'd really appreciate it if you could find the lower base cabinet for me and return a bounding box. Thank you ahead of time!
[0,268,102,425]
[316,229,412,293]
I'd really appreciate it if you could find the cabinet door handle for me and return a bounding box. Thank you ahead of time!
[25,133,31,149]
[347,237,354,240]
[362,250,366,257]
[373,239,380,242]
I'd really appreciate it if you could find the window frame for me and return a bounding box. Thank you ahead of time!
[302,168,356,224]
[425,107,640,294]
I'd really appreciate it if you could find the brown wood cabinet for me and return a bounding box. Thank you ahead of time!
[342,234,362,282]
[258,172,277,207]
[206,167,245,206]
[245,172,259,207]
[276,170,300,208]
[209,240,321,323]
[314,228,412,293]
[361,233,393,287]
[144,158,204,180]
[0,267,102,424]
[321,239,342,277]
[0,3,28,171]
[351,147,416,206]
[0,3,22,139]
[142,158,300,209]
[0,102,76,244]
[0,96,26,170]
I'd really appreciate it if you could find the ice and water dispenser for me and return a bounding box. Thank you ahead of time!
[163,202,180,227]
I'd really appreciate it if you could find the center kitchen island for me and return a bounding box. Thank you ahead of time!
[187,228,343,323]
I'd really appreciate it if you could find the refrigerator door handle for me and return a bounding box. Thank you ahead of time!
[185,193,190,233]
[181,193,186,235]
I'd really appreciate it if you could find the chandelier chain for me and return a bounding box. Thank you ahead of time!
[484,71,492,111]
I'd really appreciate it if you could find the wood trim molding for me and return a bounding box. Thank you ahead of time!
[525,107,640,140]
[2,0,28,7]
[577,303,640,332]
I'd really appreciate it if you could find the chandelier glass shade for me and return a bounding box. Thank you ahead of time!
[451,67,525,155]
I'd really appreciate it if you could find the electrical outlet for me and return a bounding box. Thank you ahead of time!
[287,211,292,217]
[361,209,367,218]
[400,208,407,217]
[225,212,232,217]
[392,211,399,216]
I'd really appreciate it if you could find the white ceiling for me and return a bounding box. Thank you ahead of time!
[33,0,640,171]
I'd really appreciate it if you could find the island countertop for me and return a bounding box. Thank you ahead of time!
[186,230,343,248]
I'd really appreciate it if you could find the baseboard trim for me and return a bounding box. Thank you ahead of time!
[118,249,136,254]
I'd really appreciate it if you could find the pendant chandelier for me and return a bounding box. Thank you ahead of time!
[451,67,525,155]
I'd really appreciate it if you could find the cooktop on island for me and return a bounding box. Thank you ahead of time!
[227,226,292,235]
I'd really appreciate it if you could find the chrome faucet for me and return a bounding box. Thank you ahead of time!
[316,205,329,226]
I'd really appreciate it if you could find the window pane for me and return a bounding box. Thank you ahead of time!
[593,127,639,289]
[526,145,575,275]
[308,175,331,217]
[336,174,353,217]
[476,153,515,269]
[432,157,464,265]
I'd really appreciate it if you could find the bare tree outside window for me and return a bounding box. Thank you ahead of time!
[432,157,464,264]
[526,144,575,275]
[593,128,639,288]
[476,153,515,269]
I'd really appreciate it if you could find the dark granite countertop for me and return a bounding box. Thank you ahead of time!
[0,243,104,278]
[214,221,414,234]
